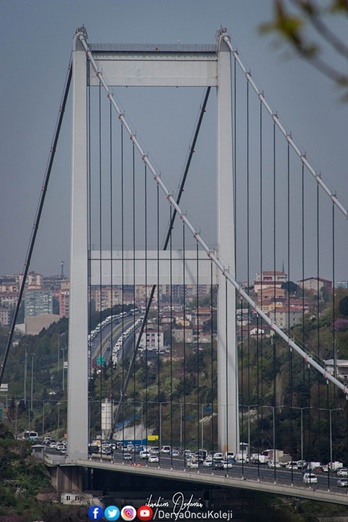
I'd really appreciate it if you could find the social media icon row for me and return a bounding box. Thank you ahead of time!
[88,504,153,521]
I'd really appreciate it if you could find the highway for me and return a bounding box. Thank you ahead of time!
[103,452,348,495]
[43,447,348,505]
[89,315,140,367]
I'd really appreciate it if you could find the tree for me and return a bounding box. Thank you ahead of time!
[339,295,348,315]
[281,281,299,295]
[260,0,348,98]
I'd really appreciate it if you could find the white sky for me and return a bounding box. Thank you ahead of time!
[0,0,347,281]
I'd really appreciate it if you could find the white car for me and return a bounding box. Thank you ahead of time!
[140,451,151,459]
[213,452,223,460]
[337,468,348,477]
[123,452,132,461]
[223,460,233,469]
[148,455,159,463]
[286,462,298,470]
[303,473,318,485]
[268,460,281,469]
[203,459,213,467]
[187,459,199,469]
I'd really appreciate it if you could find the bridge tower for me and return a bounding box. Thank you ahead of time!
[67,27,238,461]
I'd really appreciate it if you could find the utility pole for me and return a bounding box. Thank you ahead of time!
[292,406,311,464]
[61,344,67,392]
[23,345,28,405]
[30,353,35,412]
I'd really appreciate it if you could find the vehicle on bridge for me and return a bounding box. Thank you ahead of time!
[212,459,224,470]
[250,453,268,464]
[187,458,199,469]
[329,461,344,471]
[267,460,281,469]
[123,452,132,461]
[88,443,100,455]
[148,455,159,463]
[23,430,39,441]
[183,450,193,461]
[140,450,150,459]
[303,473,318,485]
[195,449,207,462]
[306,462,321,472]
[212,454,224,470]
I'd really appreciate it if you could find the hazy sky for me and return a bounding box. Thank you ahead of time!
[1,0,347,280]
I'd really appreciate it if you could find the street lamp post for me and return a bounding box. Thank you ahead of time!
[57,402,61,438]
[23,345,28,405]
[180,403,183,451]
[241,404,258,460]
[319,407,342,469]
[260,405,276,482]
[15,401,19,439]
[58,333,65,390]
[201,404,204,450]
[42,401,45,438]
[200,403,211,450]
[61,343,67,392]
[28,352,35,432]
[292,407,311,465]
[30,353,35,412]
[260,406,275,460]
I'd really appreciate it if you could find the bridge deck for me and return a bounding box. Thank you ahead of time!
[67,459,348,507]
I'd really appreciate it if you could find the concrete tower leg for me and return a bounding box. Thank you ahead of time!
[216,32,239,455]
[67,28,89,462]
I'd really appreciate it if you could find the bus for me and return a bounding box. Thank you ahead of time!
[24,430,39,441]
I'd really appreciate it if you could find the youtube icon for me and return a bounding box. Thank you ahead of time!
[137,506,153,521]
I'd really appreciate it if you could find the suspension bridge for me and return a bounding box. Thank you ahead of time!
[2,26,348,506]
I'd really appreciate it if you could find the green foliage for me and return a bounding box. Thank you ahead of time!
[260,0,348,98]
[281,281,300,295]
[259,1,318,57]
[339,295,348,316]
[0,424,54,518]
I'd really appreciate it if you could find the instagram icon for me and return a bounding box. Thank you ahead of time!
[120,505,137,521]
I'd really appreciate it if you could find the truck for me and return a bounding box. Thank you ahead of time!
[250,453,268,464]
[306,461,321,471]
[329,461,344,471]
[264,449,284,462]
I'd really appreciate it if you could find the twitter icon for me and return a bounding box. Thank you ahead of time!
[104,505,120,521]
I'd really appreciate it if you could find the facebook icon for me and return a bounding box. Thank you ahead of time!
[88,505,104,520]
